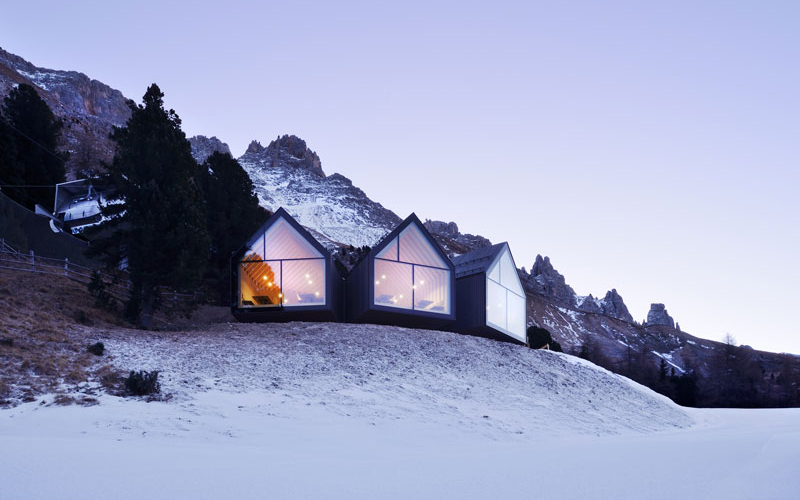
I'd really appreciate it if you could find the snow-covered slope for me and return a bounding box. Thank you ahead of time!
[100,322,691,437]
[4,322,800,500]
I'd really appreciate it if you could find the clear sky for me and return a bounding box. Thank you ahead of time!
[3,1,799,353]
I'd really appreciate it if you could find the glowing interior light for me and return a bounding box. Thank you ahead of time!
[412,285,417,289]
[307,280,313,284]
[278,293,283,298]
[305,274,310,279]
[420,280,425,284]
[315,292,320,297]
[262,276,267,280]
[267,282,272,287]
[381,275,386,279]
[399,294,404,299]
[375,280,380,285]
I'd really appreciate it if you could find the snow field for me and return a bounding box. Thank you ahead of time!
[2,322,798,499]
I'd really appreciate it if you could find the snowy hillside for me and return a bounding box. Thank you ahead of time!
[3,321,800,499]
[99,322,693,437]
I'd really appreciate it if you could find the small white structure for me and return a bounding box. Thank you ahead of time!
[52,179,110,233]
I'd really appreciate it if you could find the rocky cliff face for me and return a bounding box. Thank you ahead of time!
[645,303,675,328]
[244,134,324,177]
[521,255,578,308]
[424,220,492,257]
[520,255,635,323]
[576,289,635,323]
[188,135,232,163]
[0,47,131,176]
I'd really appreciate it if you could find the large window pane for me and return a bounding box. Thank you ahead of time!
[374,259,413,309]
[506,291,527,341]
[487,280,506,330]
[240,260,281,307]
[263,218,321,260]
[282,259,325,307]
[398,224,447,268]
[413,266,450,314]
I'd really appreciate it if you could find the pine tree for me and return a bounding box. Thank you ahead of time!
[0,84,66,209]
[659,358,668,382]
[199,151,269,304]
[89,84,208,327]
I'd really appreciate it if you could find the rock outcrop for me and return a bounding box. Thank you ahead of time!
[245,140,264,155]
[424,220,492,257]
[645,303,675,328]
[189,135,232,163]
[599,289,634,322]
[242,135,324,177]
[520,255,577,307]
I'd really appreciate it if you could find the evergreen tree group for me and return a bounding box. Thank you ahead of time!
[0,83,66,209]
[89,84,269,325]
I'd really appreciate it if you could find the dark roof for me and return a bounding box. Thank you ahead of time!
[452,242,508,278]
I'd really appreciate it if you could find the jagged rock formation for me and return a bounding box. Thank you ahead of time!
[520,255,578,307]
[579,289,634,323]
[244,134,324,177]
[236,135,400,248]
[0,47,130,176]
[424,220,492,257]
[645,303,675,328]
[245,140,264,155]
[188,135,231,163]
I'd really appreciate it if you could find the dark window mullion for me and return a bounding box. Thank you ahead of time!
[411,264,416,311]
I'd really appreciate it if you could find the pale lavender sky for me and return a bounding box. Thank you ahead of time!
[4,1,799,353]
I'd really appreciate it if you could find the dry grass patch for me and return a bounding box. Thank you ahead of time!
[0,269,127,407]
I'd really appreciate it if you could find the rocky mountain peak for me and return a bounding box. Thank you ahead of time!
[600,289,634,323]
[521,255,577,307]
[645,303,675,328]
[242,134,324,177]
[189,135,231,163]
[424,220,491,257]
[246,140,264,155]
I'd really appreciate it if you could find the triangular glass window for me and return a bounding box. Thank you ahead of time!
[376,236,398,261]
[499,248,524,296]
[263,218,322,260]
[398,223,447,268]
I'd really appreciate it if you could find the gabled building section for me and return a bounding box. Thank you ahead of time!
[345,213,455,329]
[231,207,342,322]
[452,243,527,344]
